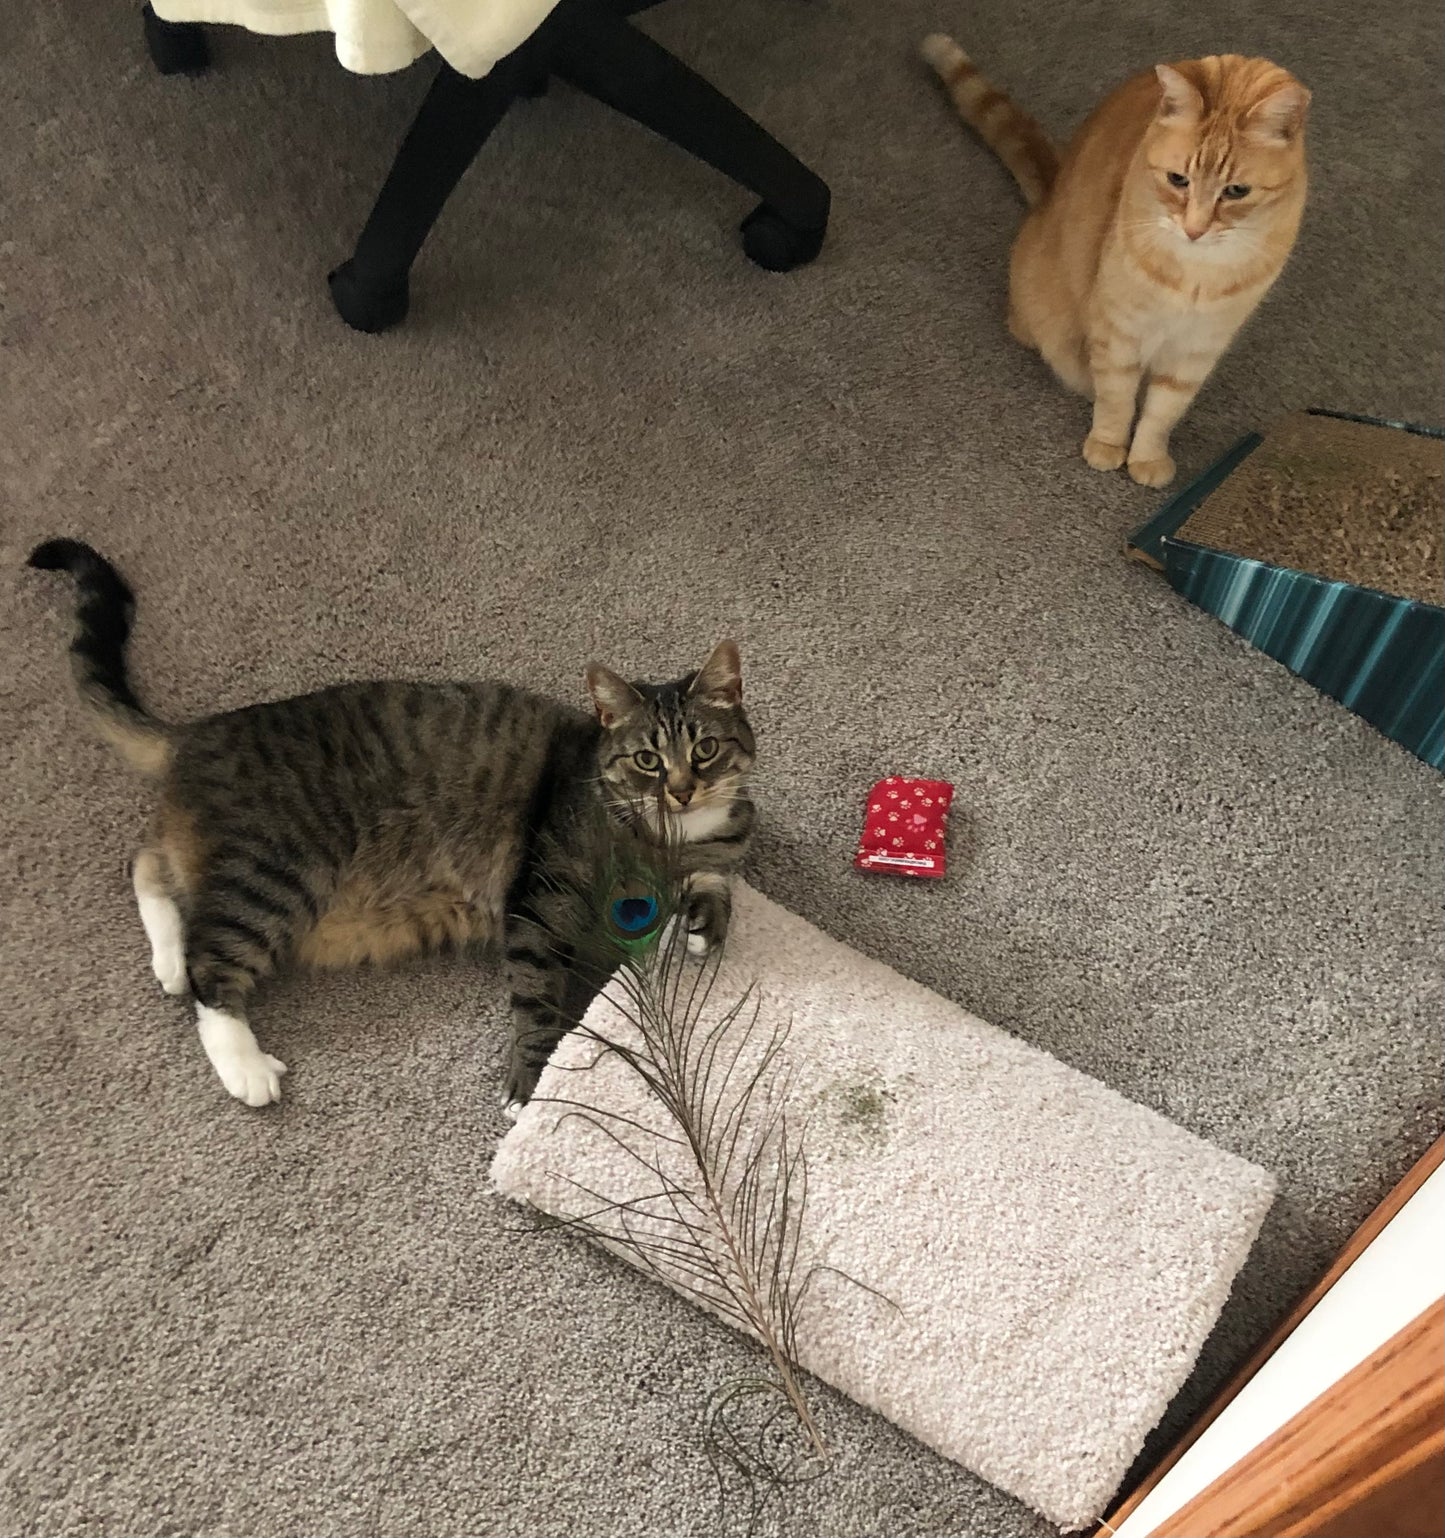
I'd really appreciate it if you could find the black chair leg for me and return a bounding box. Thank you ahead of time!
[142,2,210,75]
[548,0,829,271]
[329,0,828,330]
[328,54,530,333]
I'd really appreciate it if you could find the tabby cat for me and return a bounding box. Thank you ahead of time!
[922,39,1310,486]
[28,539,755,1111]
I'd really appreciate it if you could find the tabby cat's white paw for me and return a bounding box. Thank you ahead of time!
[135,880,188,994]
[659,917,712,958]
[215,1051,287,1107]
[153,952,188,996]
[503,1099,524,1122]
[196,1006,287,1107]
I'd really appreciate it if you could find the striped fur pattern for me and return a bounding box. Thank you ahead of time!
[26,540,174,778]
[922,43,1310,487]
[921,35,1058,208]
[28,541,755,1111]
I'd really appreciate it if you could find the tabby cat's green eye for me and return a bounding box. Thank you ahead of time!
[1221,183,1251,200]
[633,749,663,773]
[693,736,719,762]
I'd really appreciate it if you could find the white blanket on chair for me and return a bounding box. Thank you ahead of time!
[490,881,1276,1530]
[154,0,559,77]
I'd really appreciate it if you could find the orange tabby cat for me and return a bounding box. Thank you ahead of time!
[922,39,1310,486]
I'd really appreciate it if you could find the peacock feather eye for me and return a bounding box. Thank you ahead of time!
[607,881,666,951]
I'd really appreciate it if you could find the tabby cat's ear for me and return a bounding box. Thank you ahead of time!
[1154,63,1203,122]
[688,640,743,708]
[1245,78,1311,143]
[585,664,643,728]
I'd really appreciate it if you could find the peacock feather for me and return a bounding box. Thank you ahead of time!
[561,795,678,962]
[527,792,845,1499]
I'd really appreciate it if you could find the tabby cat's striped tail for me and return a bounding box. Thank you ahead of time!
[27,538,173,778]
[921,35,1059,208]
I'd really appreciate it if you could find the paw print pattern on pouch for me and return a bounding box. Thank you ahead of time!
[854,776,956,881]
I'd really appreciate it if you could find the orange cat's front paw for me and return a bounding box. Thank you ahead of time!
[1127,453,1177,488]
[1082,434,1127,472]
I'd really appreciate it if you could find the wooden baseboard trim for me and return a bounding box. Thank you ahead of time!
[1097,1135,1444,1536]
[1148,1298,1444,1538]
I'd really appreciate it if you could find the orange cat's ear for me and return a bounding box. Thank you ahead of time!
[1154,64,1203,122]
[1246,79,1311,143]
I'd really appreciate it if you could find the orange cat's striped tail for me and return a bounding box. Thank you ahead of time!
[921,35,1059,208]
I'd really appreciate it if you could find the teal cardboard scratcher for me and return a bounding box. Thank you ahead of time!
[1129,409,1445,770]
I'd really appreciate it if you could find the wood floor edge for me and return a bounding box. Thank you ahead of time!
[1148,1299,1444,1538]
[1095,1135,1444,1536]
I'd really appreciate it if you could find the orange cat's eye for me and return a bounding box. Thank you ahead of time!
[1166,171,1190,189]
[1221,184,1252,200]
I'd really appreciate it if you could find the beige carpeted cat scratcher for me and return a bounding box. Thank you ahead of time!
[490,883,1274,1531]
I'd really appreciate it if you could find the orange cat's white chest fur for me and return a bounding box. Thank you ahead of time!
[923,42,1309,488]
[1100,224,1283,367]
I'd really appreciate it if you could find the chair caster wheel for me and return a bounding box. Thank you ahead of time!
[142,3,210,75]
[327,261,410,334]
[740,203,826,273]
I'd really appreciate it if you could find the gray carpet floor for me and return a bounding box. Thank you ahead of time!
[2,0,1441,1534]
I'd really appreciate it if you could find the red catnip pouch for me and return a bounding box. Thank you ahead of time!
[854,776,955,880]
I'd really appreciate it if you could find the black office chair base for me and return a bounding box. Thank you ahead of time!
[141,0,830,331]
[142,2,210,75]
[740,203,826,273]
[328,261,409,334]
